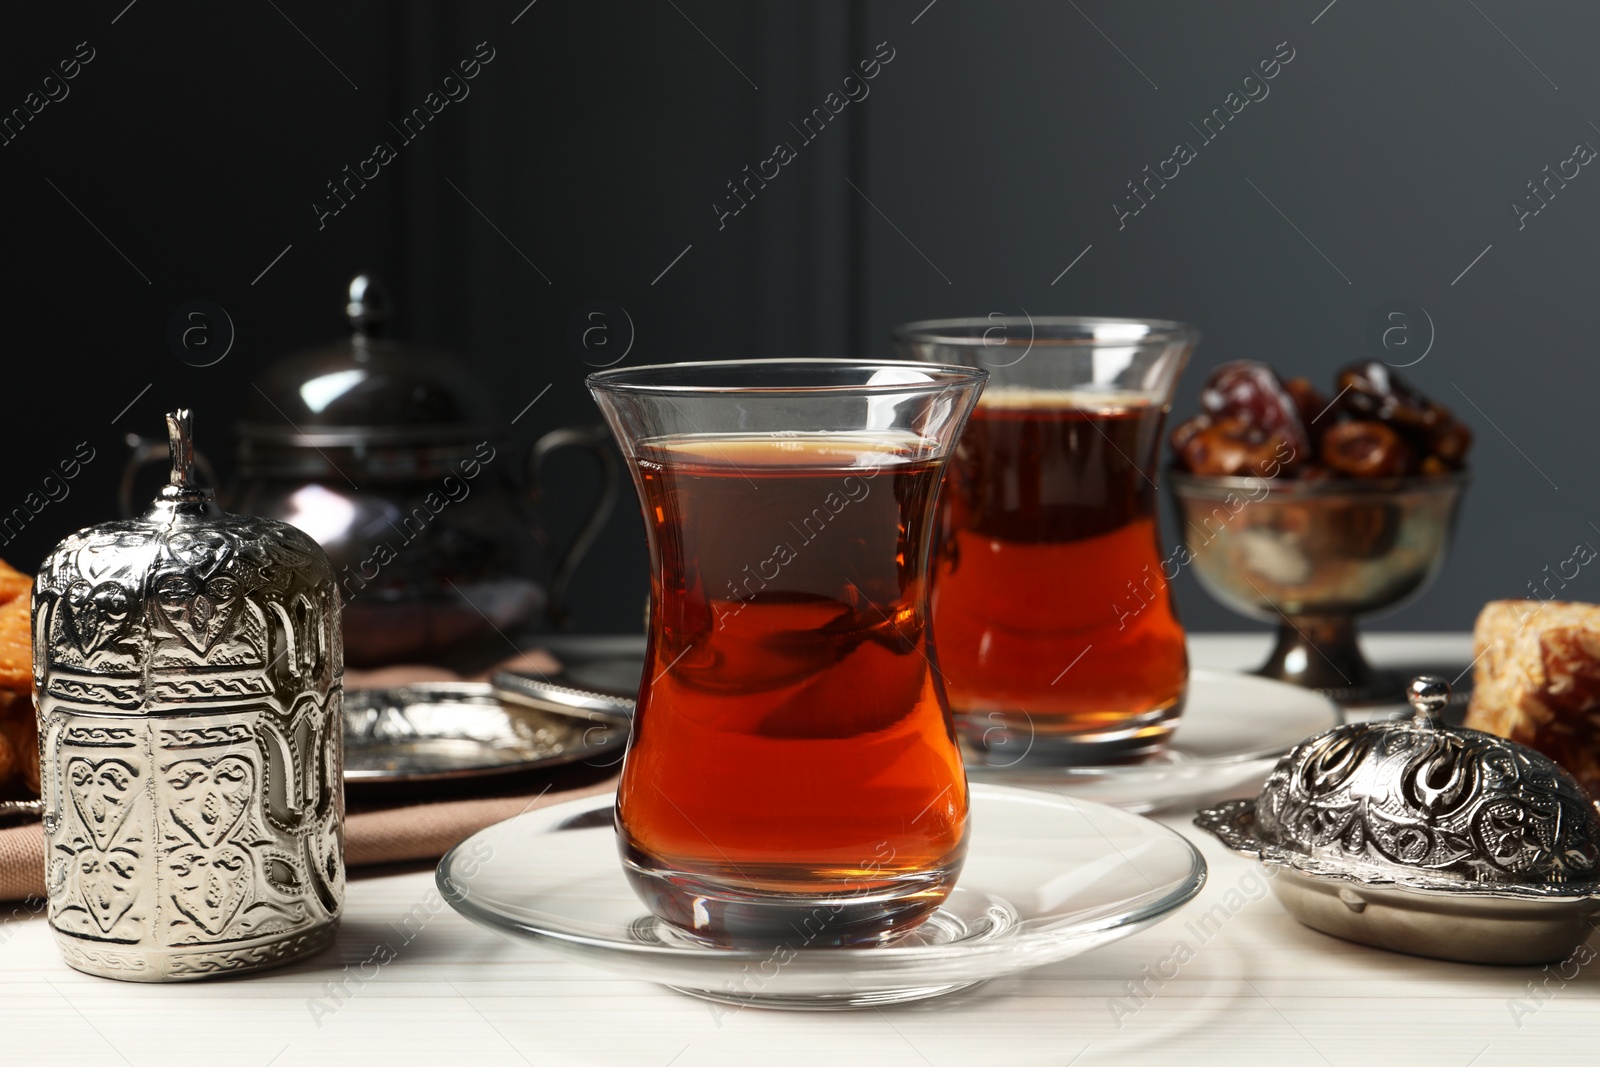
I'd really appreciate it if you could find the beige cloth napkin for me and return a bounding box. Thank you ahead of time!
[0,822,44,902]
[0,647,620,904]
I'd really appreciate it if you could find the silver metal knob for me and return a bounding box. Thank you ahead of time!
[166,408,194,487]
[346,273,387,338]
[1407,675,1451,726]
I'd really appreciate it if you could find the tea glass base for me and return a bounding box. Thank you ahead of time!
[1257,616,1404,706]
[645,884,1013,1008]
[666,979,988,1010]
[620,845,965,949]
[958,699,1184,767]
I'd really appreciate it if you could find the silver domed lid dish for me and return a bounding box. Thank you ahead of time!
[1197,676,1600,964]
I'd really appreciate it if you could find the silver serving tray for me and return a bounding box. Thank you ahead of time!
[343,681,627,783]
[0,799,43,826]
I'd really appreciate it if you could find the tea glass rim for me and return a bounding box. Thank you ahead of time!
[893,315,1199,349]
[586,357,987,396]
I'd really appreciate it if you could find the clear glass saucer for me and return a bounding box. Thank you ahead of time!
[436,783,1206,1009]
[965,669,1341,813]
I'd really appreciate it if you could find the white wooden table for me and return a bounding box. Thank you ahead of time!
[9,632,1591,1067]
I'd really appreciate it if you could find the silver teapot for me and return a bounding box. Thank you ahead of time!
[122,276,618,667]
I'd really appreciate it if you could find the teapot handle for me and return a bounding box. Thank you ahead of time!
[526,424,621,626]
[118,433,221,518]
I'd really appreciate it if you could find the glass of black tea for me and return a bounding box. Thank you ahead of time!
[588,359,987,947]
[895,318,1197,764]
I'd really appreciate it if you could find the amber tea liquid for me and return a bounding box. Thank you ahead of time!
[619,433,968,945]
[934,392,1188,759]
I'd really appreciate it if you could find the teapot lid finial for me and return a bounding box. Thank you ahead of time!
[346,274,387,339]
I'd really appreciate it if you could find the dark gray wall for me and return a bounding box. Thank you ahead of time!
[855,0,1600,633]
[2,1,1594,638]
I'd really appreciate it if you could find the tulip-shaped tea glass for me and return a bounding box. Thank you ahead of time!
[589,359,987,947]
[895,317,1196,764]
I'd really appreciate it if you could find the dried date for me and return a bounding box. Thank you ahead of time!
[1200,361,1310,458]
[1282,377,1330,442]
[1179,416,1296,477]
[1321,420,1416,478]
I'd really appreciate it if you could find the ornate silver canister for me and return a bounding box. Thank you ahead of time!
[34,410,344,981]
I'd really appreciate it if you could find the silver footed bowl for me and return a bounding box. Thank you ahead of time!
[1168,469,1467,703]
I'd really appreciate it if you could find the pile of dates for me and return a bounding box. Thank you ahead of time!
[1171,360,1473,479]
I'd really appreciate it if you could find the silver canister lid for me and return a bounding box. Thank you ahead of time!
[1197,676,1600,964]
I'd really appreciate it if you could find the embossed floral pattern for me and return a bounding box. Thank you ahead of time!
[1255,717,1600,887]
[37,494,344,979]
